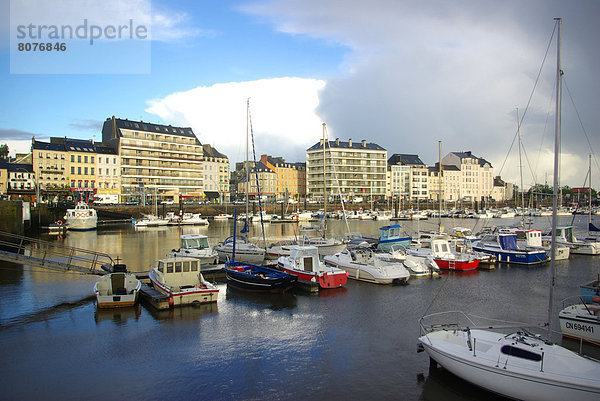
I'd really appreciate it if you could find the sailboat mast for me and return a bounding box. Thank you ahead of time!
[589,154,592,226]
[246,99,250,228]
[547,17,561,339]
[438,140,442,232]
[517,108,525,223]
[322,123,327,238]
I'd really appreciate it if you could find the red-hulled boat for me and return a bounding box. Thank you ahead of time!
[408,235,480,271]
[277,245,348,291]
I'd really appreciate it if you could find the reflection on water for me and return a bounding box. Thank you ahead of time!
[0,217,598,400]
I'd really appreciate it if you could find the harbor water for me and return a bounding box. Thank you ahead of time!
[0,216,598,400]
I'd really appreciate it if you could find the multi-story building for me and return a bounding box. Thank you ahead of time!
[31,139,69,202]
[260,155,303,201]
[388,154,428,202]
[237,161,277,200]
[0,159,7,195]
[306,138,387,202]
[202,144,230,203]
[6,163,35,201]
[102,117,204,204]
[59,138,98,202]
[95,145,120,200]
[442,151,494,202]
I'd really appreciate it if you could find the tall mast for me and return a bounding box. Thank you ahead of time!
[517,107,525,224]
[246,98,250,227]
[438,140,442,232]
[322,123,327,238]
[589,154,592,226]
[547,17,561,339]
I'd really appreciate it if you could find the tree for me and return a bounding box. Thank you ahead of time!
[0,144,8,159]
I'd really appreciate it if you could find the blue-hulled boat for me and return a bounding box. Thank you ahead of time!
[224,260,297,292]
[581,277,600,303]
[472,233,547,264]
[376,225,412,251]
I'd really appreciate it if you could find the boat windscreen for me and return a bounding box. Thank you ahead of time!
[499,235,518,250]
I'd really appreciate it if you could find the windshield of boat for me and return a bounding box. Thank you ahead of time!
[183,237,209,249]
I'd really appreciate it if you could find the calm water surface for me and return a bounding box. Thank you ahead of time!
[0,216,598,400]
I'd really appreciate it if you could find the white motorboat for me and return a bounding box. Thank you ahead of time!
[418,19,600,400]
[375,245,439,277]
[180,213,209,225]
[277,245,348,290]
[324,246,410,284]
[149,256,219,307]
[134,214,169,227]
[169,234,219,265]
[214,235,265,264]
[64,201,97,231]
[265,239,298,260]
[543,226,600,255]
[214,213,232,220]
[559,297,600,345]
[94,264,141,308]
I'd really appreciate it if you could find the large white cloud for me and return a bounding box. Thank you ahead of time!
[146,77,326,164]
[239,0,600,188]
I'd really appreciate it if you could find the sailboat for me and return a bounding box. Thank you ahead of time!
[214,99,266,263]
[417,19,600,400]
[298,123,345,257]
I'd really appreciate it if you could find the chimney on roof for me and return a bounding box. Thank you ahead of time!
[361,139,366,147]
[348,138,352,147]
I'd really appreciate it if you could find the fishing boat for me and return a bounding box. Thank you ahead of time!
[224,260,297,292]
[169,234,219,265]
[149,256,219,306]
[418,19,600,400]
[94,263,141,309]
[473,232,547,264]
[376,224,412,251]
[277,245,348,290]
[324,246,410,284]
[64,201,97,231]
[409,235,480,271]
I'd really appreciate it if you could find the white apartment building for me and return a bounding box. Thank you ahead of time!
[202,144,230,203]
[388,154,428,202]
[307,138,387,202]
[442,151,494,202]
[102,117,204,203]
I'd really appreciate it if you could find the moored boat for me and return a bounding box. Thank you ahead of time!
[559,297,600,345]
[149,256,219,306]
[224,260,297,292]
[473,233,547,264]
[170,234,219,265]
[277,245,348,290]
[94,263,141,309]
[376,224,412,251]
[324,246,410,284]
[409,235,480,271]
[64,201,97,231]
[214,235,266,264]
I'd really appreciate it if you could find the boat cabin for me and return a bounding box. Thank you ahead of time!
[289,246,322,273]
[515,229,542,247]
[156,257,202,288]
[180,234,210,250]
[379,225,403,241]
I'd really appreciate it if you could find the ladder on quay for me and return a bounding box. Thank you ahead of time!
[0,231,114,275]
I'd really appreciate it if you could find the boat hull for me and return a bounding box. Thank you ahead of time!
[277,264,348,289]
[150,276,218,306]
[472,246,547,265]
[225,262,297,293]
[434,258,480,271]
[419,330,600,401]
[559,304,600,345]
[96,293,139,309]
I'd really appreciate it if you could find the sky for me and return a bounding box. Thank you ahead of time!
[1,0,599,189]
